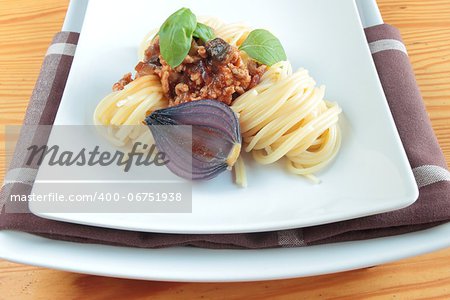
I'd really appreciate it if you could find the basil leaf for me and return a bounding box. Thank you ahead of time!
[193,23,215,43]
[239,29,287,66]
[159,8,197,68]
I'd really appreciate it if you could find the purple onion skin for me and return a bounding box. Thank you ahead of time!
[145,100,242,180]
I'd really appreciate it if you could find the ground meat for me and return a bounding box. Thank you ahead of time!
[112,72,133,92]
[131,36,266,106]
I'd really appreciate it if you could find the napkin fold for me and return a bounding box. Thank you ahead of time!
[1,25,450,249]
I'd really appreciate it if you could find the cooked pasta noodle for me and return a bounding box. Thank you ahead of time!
[95,17,341,184]
[199,17,251,47]
[234,156,247,187]
[93,75,166,147]
[231,61,341,183]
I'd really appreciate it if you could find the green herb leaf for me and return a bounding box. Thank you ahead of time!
[159,8,197,68]
[239,29,287,66]
[193,23,215,43]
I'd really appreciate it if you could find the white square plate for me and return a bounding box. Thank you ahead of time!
[2,224,450,281]
[32,0,418,233]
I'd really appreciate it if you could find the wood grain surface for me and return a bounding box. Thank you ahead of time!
[0,0,449,298]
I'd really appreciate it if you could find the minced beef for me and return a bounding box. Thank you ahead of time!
[114,36,266,107]
[112,72,133,92]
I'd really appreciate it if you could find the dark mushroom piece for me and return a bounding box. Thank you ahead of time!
[205,38,231,62]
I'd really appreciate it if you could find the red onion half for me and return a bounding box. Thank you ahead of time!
[145,100,242,180]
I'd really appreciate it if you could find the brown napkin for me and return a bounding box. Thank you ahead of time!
[1,25,450,249]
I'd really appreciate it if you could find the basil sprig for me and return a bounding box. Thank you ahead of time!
[239,29,287,66]
[158,8,197,68]
[193,23,215,43]
[157,8,286,68]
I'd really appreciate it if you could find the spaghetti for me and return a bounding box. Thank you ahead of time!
[231,61,341,183]
[94,15,341,184]
[93,75,166,147]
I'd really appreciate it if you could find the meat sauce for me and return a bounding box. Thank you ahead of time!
[114,37,266,106]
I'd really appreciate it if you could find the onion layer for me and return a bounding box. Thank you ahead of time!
[145,99,242,180]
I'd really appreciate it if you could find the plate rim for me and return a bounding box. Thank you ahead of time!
[0,223,449,282]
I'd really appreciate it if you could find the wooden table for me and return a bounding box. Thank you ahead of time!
[1,0,449,298]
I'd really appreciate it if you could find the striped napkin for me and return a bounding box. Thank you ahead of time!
[1,25,449,249]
